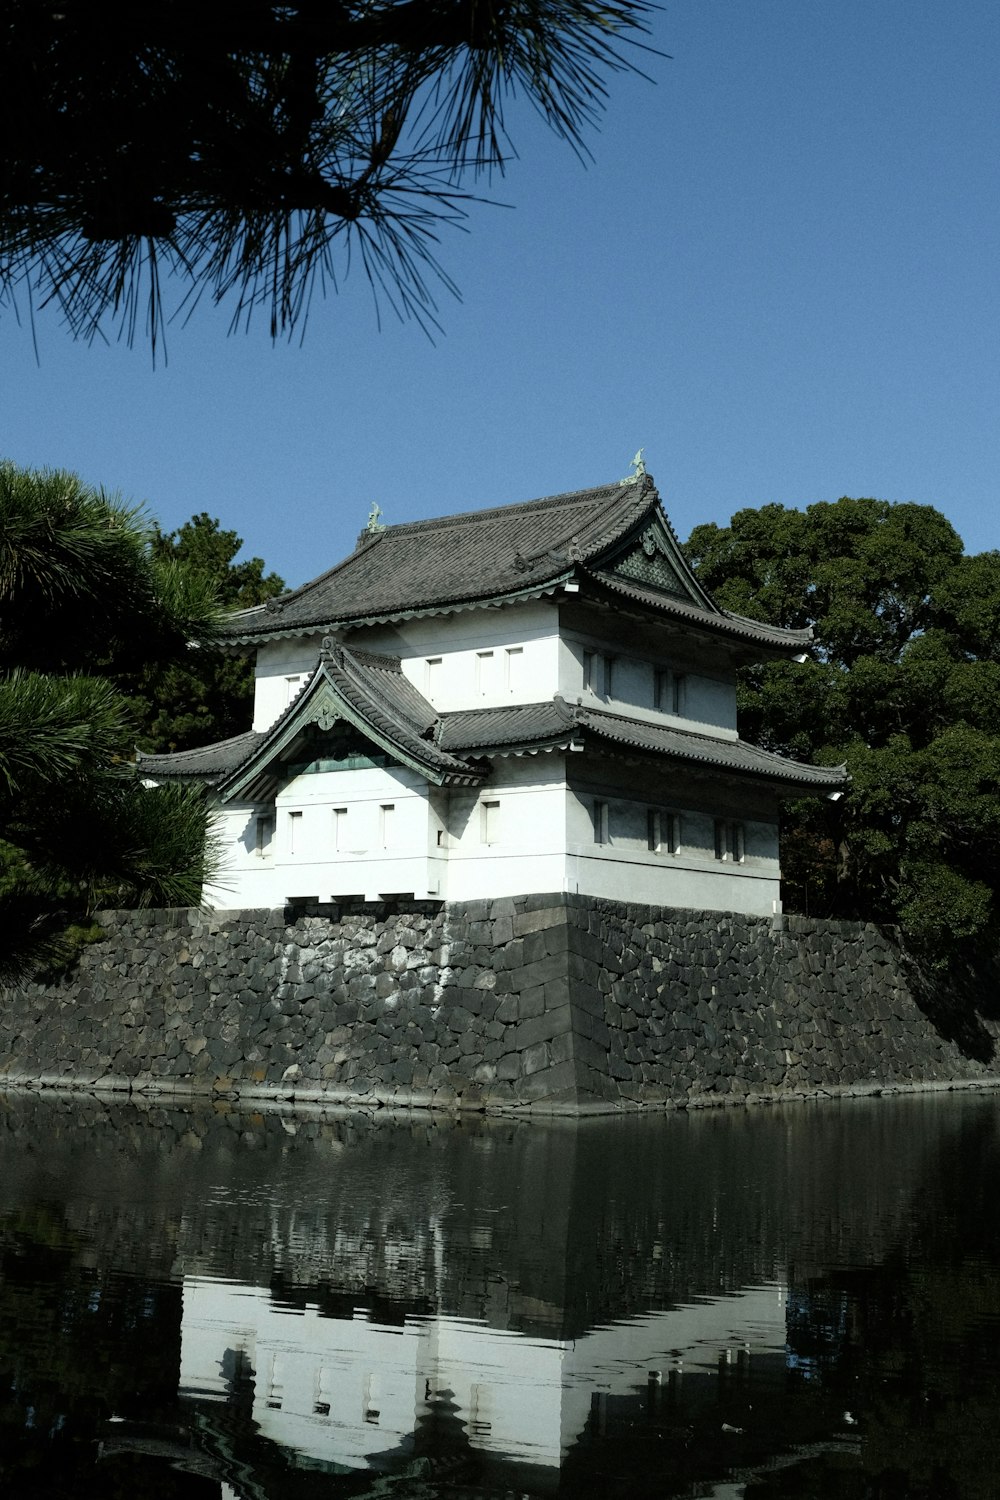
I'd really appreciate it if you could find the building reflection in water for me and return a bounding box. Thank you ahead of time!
[179,1275,788,1474]
[3,1088,1000,1496]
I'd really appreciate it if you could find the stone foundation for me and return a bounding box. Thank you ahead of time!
[3,894,1000,1112]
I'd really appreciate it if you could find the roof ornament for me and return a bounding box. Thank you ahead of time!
[364,501,386,533]
[313,704,339,732]
[620,448,647,485]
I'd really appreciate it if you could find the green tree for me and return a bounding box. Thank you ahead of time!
[0,463,223,982]
[0,0,656,347]
[685,498,1000,961]
[128,513,285,754]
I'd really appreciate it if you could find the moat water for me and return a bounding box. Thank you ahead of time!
[1,1087,999,1498]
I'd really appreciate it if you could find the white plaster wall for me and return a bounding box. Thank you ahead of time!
[364,601,561,711]
[203,803,273,909]
[559,631,737,738]
[559,1286,788,1461]
[248,604,739,740]
[205,754,781,913]
[565,787,781,916]
[439,756,570,902]
[206,766,445,906]
[427,1318,566,1468]
[564,852,779,915]
[276,764,440,901]
[180,1280,423,1470]
[252,635,324,731]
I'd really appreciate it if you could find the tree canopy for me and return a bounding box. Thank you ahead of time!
[685,498,1000,964]
[130,513,286,754]
[1,0,656,346]
[0,464,224,981]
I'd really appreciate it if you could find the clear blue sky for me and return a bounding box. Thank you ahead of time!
[3,0,997,588]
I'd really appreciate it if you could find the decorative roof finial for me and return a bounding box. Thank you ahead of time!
[620,448,647,485]
[365,500,386,533]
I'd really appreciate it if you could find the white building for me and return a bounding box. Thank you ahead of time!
[140,475,845,915]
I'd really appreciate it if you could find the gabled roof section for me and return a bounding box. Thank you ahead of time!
[143,645,483,801]
[220,477,661,641]
[597,505,718,610]
[216,643,483,801]
[142,683,846,805]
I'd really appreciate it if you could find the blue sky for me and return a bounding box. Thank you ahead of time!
[3,0,997,588]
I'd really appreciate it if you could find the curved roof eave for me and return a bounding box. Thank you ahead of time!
[583,568,815,653]
[219,575,577,647]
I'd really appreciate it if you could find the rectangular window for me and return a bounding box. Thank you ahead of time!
[583,651,613,698]
[255,813,274,857]
[504,646,525,694]
[655,668,685,714]
[288,810,302,855]
[363,1373,379,1425]
[380,804,395,847]
[715,819,745,863]
[593,799,609,845]
[333,807,347,850]
[481,799,500,845]
[285,675,304,705]
[425,657,442,695]
[476,650,496,696]
[647,809,678,855]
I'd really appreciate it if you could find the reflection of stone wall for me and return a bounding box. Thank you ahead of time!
[3,894,1000,1111]
[1,1089,994,1340]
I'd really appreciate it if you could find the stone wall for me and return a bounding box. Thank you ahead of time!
[3,894,1000,1112]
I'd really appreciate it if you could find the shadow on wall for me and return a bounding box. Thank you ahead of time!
[906,941,1000,1065]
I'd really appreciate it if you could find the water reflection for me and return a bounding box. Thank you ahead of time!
[0,1089,999,1497]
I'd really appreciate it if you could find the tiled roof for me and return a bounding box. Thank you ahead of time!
[136,730,264,783]
[575,707,848,789]
[584,569,814,652]
[221,478,663,639]
[142,679,847,797]
[438,700,848,790]
[216,645,482,800]
[317,645,475,782]
[436,700,579,752]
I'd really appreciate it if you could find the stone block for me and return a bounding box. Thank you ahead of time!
[521,1041,550,1076]
[491,916,514,945]
[573,1036,611,1079]
[517,986,546,1021]
[495,995,518,1025]
[513,953,569,993]
[521,929,549,965]
[515,1006,572,1051]
[513,1058,578,1100]
[522,892,567,913]
[513,906,567,937]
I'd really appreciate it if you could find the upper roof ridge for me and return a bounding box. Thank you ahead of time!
[372,479,626,538]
